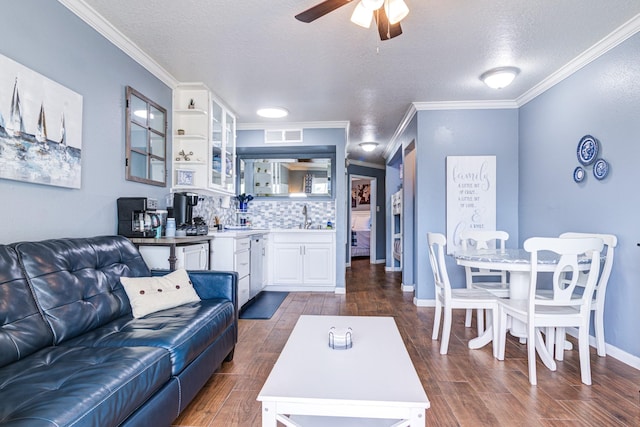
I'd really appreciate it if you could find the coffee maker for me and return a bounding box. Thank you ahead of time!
[117,197,160,238]
[173,192,208,235]
[173,192,198,227]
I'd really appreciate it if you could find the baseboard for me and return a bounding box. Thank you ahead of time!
[374,258,386,264]
[334,287,346,295]
[565,328,640,370]
[263,285,335,293]
[401,283,415,292]
[385,266,402,272]
[414,297,435,307]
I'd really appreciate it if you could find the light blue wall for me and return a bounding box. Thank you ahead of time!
[519,32,640,357]
[348,163,386,261]
[237,128,348,289]
[403,109,520,299]
[0,0,172,244]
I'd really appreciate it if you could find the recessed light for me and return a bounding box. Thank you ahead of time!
[480,67,520,89]
[257,107,288,118]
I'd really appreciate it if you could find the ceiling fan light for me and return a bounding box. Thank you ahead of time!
[480,67,520,89]
[351,2,373,28]
[360,142,378,152]
[386,0,409,25]
[361,0,384,10]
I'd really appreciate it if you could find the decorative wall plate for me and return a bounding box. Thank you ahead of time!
[593,159,609,180]
[577,135,599,165]
[573,166,586,183]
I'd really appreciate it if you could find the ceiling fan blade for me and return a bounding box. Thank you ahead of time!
[374,7,403,40]
[295,0,353,23]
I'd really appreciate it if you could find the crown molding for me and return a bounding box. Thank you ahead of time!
[237,121,350,131]
[517,13,640,106]
[413,100,519,110]
[383,103,417,161]
[58,0,178,88]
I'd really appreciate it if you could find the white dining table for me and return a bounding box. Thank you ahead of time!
[453,248,596,370]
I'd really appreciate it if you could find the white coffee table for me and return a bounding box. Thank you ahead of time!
[257,315,430,426]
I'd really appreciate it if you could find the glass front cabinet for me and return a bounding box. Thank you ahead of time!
[172,83,235,195]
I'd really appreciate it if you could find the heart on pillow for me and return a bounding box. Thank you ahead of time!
[120,269,201,318]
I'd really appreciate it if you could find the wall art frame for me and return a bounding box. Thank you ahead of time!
[0,53,83,189]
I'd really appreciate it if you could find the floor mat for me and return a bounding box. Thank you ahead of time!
[239,291,288,319]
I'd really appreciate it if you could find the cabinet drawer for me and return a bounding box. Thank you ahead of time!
[272,232,334,244]
[238,275,250,307]
[235,249,250,278]
[236,238,251,251]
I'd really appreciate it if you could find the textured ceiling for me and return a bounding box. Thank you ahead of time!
[76,0,640,164]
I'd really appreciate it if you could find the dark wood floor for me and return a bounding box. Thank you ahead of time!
[173,259,640,426]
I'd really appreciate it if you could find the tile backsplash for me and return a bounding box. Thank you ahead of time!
[192,194,335,229]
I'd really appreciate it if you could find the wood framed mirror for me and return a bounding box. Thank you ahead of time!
[125,86,167,186]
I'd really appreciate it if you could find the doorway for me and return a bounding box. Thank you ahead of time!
[349,175,377,266]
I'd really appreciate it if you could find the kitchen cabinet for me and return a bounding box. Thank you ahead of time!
[172,83,235,195]
[138,242,209,271]
[268,231,335,290]
[210,235,251,307]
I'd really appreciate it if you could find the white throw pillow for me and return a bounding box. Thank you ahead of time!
[120,269,201,318]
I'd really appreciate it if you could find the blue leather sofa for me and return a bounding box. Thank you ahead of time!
[0,235,238,426]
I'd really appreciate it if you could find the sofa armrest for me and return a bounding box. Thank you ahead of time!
[150,270,238,307]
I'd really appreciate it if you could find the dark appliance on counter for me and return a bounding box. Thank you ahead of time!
[173,192,209,235]
[117,197,160,238]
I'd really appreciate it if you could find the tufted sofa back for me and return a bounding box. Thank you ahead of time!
[8,236,151,349]
[0,245,54,368]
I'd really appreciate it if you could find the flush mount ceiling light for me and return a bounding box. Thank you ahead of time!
[360,142,379,152]
[480,67,520,89]
[296,0,409,40]
[257,107,288,118]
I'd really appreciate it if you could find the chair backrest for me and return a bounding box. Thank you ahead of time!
[524,237,603,315]
[459,230,509,285]
[559,232,617,297]
[459,230,509,251]
[427,232,452,300]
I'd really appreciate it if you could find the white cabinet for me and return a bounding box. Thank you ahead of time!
[210,236,251,307]
[138,243,209,270]
[268,231,336,290]
[172,83,235,195]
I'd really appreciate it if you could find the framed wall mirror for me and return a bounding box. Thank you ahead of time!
[237,146,335,199]
[125,86,167,186]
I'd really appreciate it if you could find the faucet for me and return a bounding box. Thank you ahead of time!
[302,204,312,229]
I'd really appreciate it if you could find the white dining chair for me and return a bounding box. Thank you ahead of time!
[496,236,603,385]
[459,230,510,334]
[427,232,499,356]
[559,232,617,357]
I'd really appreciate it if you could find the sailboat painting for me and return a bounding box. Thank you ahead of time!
[0,53,83,189]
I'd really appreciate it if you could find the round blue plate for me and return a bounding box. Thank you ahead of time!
[593,159,609,180]
[573,166,586,183]
[577,135,599,166]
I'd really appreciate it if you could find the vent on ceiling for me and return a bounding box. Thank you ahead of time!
[265,129,303,144]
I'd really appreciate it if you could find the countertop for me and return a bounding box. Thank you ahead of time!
[207,228,335,238]
[130,228,336,244]
[129,235,213,245]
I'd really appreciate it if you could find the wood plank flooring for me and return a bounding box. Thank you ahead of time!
[173,258,640,426]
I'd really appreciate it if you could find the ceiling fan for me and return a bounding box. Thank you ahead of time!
[295,0,410,41]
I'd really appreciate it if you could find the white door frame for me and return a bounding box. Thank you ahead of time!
[348,175,377,265]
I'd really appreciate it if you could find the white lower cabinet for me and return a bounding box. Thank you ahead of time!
[210,236,251,307]
[269,231,336,289]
